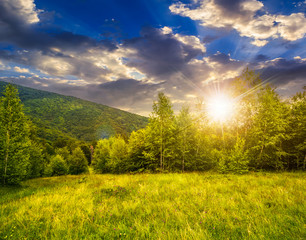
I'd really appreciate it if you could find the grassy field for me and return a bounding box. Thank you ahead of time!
[0,172,305,240]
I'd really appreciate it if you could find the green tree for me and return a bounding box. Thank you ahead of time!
[0,84,31,185]
[109,136,128,173]
[176,105,197,172]
[127,129,148,172]
[149,92,176,171]
[248,86,288,170]
[28,142,45,178]
[230,68,262,139]
[284,89,306,169]
[92,139,111,173]
[69,147,88,174]
[218,137,249,174]
[55,147,70,162]
[194,99,219,171]
[45,154,68,176]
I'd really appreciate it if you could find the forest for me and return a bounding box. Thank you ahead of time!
[0,69,305,185]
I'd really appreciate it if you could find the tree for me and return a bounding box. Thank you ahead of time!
[55,147,70,162]
[149,92,176,171]
[218,137,249,174]
[176,105,197,172]
[127,129,148,172]
[45,154,68,176]
[27,142,45,178]
[69,147,88,174]
[230,68,262,139]
[92,139,111,173]
[80,144,91,165]
[0,84,31,185]
[247,86,288,170]
[284,90,306,169]
[109,136,128,173]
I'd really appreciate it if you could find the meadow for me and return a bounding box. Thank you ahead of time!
[0,172,305,240]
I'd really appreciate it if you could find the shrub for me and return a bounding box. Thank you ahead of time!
[47,154,68,176]
[68,147,88,175]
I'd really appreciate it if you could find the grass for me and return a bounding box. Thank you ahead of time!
[0,172,305,239]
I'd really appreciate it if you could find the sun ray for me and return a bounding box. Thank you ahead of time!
[207,93,234,122]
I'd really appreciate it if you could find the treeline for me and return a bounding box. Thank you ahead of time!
[0,69,305,184]
[92,69,305,174]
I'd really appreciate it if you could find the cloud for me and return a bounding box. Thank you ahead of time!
[123,26,205,79]
[0,0,304,115]
[0,0,40,26]
[0,0,117,52]
[256,57,306,88]
[276,13,306,41]
[170,0,306,46]
[87,79,162,113]
[13,66,30,73]
[0,60,11,70]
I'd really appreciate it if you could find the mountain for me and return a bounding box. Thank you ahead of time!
[0,81,148,142]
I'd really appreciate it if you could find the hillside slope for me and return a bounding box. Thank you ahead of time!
[0,81,148,142]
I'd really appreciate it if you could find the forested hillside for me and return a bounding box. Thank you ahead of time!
[0,69,305,185]
[0,81,148,142]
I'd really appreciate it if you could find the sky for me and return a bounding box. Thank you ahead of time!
[0,0,305,116]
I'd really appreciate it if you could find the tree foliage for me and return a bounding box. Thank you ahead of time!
[0,84,31,185]
[68,147,89,175]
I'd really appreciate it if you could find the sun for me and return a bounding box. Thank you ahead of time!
[207,93,234,122]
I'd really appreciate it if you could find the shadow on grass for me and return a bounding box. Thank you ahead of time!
[0,174,86,204]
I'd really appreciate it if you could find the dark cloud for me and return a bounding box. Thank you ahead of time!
[209,52,233,64]
[253,54,270,62]
[208,52,242,69]
[214,0,242,12]
[212,0,260,27]
[92,78,162,105]
[123,27,204,78]
[258,58,306,87]
[202,35,220,43]
[0,0,120,83]
[0,0,116,53]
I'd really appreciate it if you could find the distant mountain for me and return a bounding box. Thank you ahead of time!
[0,81,148,142]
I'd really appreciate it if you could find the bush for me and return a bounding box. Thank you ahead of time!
[68,147,88,175]
[27,143,45,179]
[46,154,68,176]
[218,138,249,174]
[92,139,110,173]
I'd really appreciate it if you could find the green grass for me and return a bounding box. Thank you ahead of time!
[0,172,305,239]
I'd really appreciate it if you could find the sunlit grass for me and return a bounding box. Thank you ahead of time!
[0,172,305,239]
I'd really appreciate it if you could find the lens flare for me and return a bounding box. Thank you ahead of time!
[207,94,234,122]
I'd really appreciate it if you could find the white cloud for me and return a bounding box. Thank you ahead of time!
[161,27,206,52]
[1,0,40,24]
[13,66,30,73]
[276,13,306,41]
[0,60,11,70]
[241,0,263,12]
[170,0,306,46]
[251,39,269,47]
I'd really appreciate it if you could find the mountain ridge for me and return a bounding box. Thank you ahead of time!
[0,81,148,142]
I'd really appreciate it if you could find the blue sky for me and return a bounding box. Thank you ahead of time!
[0,0,305,115]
